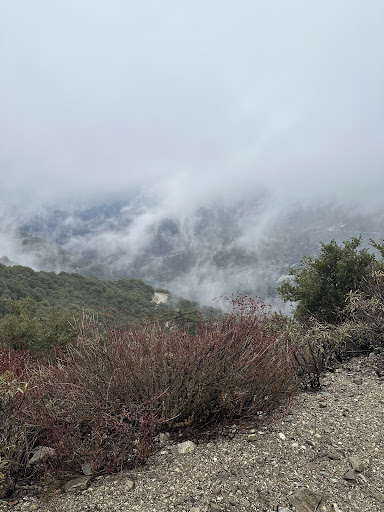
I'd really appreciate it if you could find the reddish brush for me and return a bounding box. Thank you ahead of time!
[1,296,300,479]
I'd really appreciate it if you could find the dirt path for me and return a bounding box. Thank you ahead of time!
[7,355,384,512]
[152,292,169,304]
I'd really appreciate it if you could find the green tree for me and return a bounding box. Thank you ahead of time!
[278,236,377,324]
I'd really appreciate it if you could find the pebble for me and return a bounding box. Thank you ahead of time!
[177,441,197,455]
[349,457,364,472]
[328,450,342,461]
[343,469,357,482]
[124,479,135,491]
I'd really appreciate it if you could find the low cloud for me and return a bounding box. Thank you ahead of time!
[1,1,384,304]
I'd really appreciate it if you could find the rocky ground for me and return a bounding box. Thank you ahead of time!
[2,353,384,512]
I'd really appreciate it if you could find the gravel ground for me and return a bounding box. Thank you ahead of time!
[4,354,384,512]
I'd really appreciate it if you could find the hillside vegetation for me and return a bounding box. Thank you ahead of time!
[0,264,206,351]
[1,236,384,500]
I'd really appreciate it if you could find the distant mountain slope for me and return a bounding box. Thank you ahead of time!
[0,263,159,324]
[10,200,384,307]
[0,230,109,278]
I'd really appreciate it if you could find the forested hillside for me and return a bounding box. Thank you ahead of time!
[0,264,207,351]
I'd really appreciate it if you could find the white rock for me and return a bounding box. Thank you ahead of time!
[28,446,56,466]
[125,479,135,491]
[177,440,197,454]
[278,432,286,441]
[159,432,171,446]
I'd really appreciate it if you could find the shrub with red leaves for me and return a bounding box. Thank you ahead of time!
[24,295,299,475]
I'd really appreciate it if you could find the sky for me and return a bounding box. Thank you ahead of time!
[1,0,384,215]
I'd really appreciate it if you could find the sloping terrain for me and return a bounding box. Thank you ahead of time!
[7,354,384,512]
[13,201,384,307]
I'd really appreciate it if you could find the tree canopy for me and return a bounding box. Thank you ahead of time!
[278,236,382,324]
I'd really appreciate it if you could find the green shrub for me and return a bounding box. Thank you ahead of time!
[278,236,377,324]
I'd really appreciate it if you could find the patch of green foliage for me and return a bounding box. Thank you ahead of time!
[278,236,379,324]
[278,237,384,388]
[0,264,219,352]
[0,264,157,350]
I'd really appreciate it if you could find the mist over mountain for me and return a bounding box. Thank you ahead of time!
[0,199,379,310]
[1,1,384,309]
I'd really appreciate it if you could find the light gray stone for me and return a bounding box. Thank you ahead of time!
[124,479,135,491]
[28,446,56,466]
[349,457,364,472]
[81,462,92,476]
[288,488,322,512]
[343,469,357,482]
[328,450,342,461]
[177,440,197,455]
[62,476,91,492]
[159,432,171,446]
[356,473,367,484]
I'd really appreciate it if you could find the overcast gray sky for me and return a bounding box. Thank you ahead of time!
[1,0,384,212]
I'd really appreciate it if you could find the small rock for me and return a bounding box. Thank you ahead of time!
[332,504,343,512]
[328,450,342,461]
[177,440,196,455]
[209,502,222,511]
[28,446,56,466]
[81,462,92,476]
[277,507,292,512]
[356,473,367,484]
[319,402,327,408]
[288,488,322,512]
[343,469,357,482]
[125,479,135,491]
[247,434,258,442]
[349,457,364,472]
[352,378,363,385]
[278,432,286,441]
[159,432,171,446]
[62,476,91,492]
